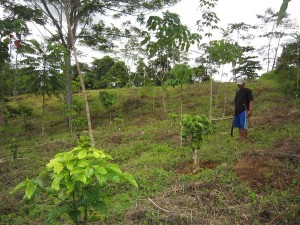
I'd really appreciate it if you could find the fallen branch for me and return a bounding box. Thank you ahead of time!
[266,207,292,225]
[148,197,173,213]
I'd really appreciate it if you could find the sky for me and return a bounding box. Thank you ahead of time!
[2,0,300,80]
[165,0,300,80]
[170,0,300,30]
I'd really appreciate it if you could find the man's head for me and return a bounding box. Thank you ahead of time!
[236,78,245,89]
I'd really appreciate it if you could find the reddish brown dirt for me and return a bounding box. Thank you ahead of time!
[176,160,217,174]
[233,139,300,193]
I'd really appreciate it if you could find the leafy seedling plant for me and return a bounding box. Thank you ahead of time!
[11,136,138,224]
[10,138,18,160]
[99,91,117,124]
[181,114,214,168]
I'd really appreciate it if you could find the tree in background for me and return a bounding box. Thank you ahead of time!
[221,22,262,80]
[135,58,150,86]
[168,63,193,146]
[0,17,30,97]
[86,56,115,89]
[231,46,262,80]
[191,65,209,83]
[275,34,300,99]
[19,40,65,135]
[99,91,117,124]
[119,23,148,87]
[257,8,298,73]
[106,61,130,88]
[196,0,220,120]
[205,40,243,118]
[142,11,200,113]
[72,62,90,93]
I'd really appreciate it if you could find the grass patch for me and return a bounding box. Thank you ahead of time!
[1,78,299,224]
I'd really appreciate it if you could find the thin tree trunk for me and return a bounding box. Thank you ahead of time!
[193,149,198,166]
[297,42,300,104]
[223,82,229,118]
[64,52,73,134]
[214,65,224,110]
[271,36,282,71]
[42,94,45,135]
[64,0,95,147]
[266,37,272,72]
[162,88,167,113]
[266,24,276,73]
[209,73,213,120]
[180,84,183,147]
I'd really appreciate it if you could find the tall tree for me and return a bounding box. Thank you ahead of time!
[221,22,261,81]
[135,58,149,86]
[256,8,298,72]
[222,22,256,44]
[196,0,220,120]
[168,63,193,146]
[231,46,262,80]
[142,10,200,112]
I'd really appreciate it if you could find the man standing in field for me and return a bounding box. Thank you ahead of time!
[233,78,254,139]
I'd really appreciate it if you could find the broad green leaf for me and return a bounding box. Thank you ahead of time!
[71,146,82,153]
[66,160,75,170]
[10,180,27,195]
[65,178,75,193]
[54,162,64,174]
[77,160,89,168]
[70,167,85,175]
[122,172,138,188]
[95,174,107,186]
[85,167,94,178]
[277,0,290,25]
[51,175,64,191]
[105,154,113,160]
[109,175,121,183]
[77,149,87,159]
[63,152,74,161]
[73,173,87,184]
[38,168,48,177]
[92,150,100,158]
[105,164,122,175]
[25,181,37,199]
[90,149,106,159]
[46,158,60,169]
[93,166,107,175]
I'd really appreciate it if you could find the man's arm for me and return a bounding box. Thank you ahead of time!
[248,100,254,117]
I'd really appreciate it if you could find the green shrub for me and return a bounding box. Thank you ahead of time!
[11,136,138,224]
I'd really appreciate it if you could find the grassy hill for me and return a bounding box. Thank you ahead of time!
[0,76,299,225]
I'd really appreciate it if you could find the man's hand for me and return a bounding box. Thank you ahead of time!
[247,110,252,117]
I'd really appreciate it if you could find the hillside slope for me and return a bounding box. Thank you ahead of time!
[0,77,299,225]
